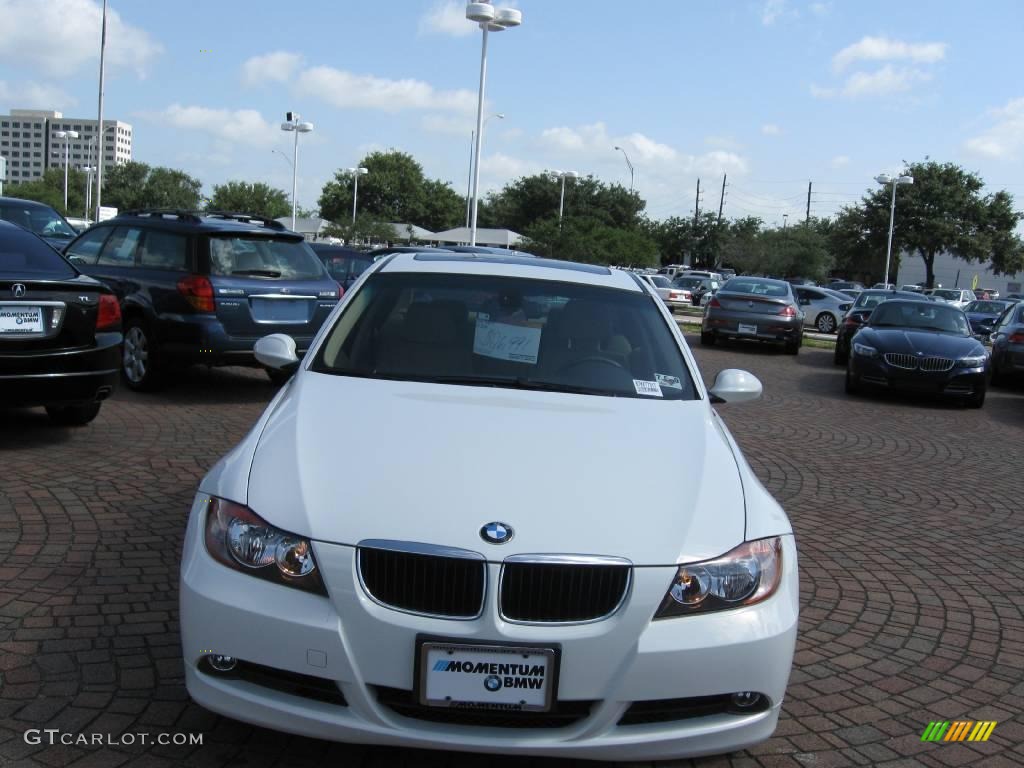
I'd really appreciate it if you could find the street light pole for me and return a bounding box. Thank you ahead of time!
[554,171,578,228]
[876,172,914,287]
[53,130,79,212]
[94,0,107,222]
[280,112,314,231]
[614,145,634,192]
[466,2,522,246]
[466,113,504,229]
[348,167,369,225]
[82,166,94,219]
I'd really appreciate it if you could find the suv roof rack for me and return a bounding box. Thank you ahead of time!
[203,211,287,230]
[118,209,204,223]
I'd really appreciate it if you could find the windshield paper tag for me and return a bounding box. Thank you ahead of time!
[655,373,682,390]
[473,318,542,363]
[633,379,663,397]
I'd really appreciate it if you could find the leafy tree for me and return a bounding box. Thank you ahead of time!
[522,217,658,267]
[102,161,202,211]
[750,225,832,279]
[318,150,464,233]
[322,213,396,246]
[4,168,88,217]
[209,181,291,219]
[848,161,1023,287]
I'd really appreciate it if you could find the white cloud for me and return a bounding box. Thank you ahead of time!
[833,36,947,72]
[0,80,76,109]
[418,0,475,37]
[0,0,161,78]
[761,123,781,136]
[156,104,280,148]
[830,154,851,168]
[965,97,1024,160]
[242,51,303,86]
[295,66,477,113]
[841,65,930,97]
[761,0,796,26]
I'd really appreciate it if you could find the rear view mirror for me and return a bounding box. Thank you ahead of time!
[254,333,300,371]
[708,369,763,404]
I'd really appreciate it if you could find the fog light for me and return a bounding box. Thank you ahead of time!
[731,691,761,709]
[208,654,237,672]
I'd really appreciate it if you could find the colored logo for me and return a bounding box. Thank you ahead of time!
[483,675,502,692]
[480,521,513,544]
[921,721,997,742]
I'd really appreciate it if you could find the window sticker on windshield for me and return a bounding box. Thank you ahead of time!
[473,317,542,363]
[655,373,682,390]
[633,379,663,397]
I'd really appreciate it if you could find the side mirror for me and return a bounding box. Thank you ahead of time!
[254,333,300,371]
[708,368,763,404]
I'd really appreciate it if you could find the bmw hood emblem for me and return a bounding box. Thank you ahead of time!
[480,521,514,545]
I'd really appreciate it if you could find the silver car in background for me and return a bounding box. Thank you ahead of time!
[793,286,854,334]
[701,277,804,354]
[639,274,694,313]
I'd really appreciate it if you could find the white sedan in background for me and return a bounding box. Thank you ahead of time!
[638,273,693,312]
[180,251,799,762]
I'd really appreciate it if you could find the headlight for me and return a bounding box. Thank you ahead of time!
[203,496,327,595]
[958,354,987,367]
[654,537,783,619]
[853,342,878,358]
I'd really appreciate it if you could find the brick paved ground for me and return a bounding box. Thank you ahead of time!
[1,337,1022,767]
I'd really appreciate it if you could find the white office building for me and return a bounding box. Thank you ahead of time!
[0,109,132,184]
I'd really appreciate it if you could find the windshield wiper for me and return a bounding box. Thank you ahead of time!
[231,269,281,277]
[340,371,620,397]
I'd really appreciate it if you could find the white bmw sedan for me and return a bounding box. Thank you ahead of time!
[180,251,799,762]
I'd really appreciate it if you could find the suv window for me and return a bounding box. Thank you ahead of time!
[208,237,325,280]
[65,227,113,265]
[97,227,143,267]
[313,272,698,401]
[139,230,189,271]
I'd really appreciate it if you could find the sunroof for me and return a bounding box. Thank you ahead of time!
[412,252,610,275]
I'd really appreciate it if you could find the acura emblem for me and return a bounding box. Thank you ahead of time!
[480,521,514,545]
[12,283,26,298]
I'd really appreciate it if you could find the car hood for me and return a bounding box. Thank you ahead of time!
[245,372,747,566]
[860,328,984,356]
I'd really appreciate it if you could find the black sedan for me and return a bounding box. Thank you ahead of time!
[845,300,987,408]
[0,220,122,425]
[700,276,803,354]
[308,243,374,292]
[833,289,925,365]
[0,196,80,250]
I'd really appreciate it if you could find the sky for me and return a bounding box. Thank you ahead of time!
[2,0,1023,227]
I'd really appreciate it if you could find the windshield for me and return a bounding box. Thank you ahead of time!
[0,203,77,240]
[931,289,962,300]
[854,292,896,309]
[721,278,789,297]
[648,275,671,288]
[672,277,702,288]
[312,272,698,401]
[0,225,76,278]
[869,302,969,335]
[208,237,327,280]
[965,301,1007,314]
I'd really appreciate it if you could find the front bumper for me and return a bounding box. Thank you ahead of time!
[180,496,798,761]
[849,354,986,396]
[0,332,121,407]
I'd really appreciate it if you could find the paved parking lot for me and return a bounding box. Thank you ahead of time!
[1,336,1022,768]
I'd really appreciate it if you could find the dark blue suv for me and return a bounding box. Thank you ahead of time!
[63,210,340,389]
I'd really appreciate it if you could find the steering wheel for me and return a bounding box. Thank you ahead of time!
[556,356,625,374]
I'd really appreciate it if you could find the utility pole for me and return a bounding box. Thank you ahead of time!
[806,181,812,225]
[717,173,727,225]
[94,0,107,221]
[694,178,701,225]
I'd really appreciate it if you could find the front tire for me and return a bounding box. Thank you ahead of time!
[834,343,848,366]
[966,386,986,409]
[122,317,164,391]
[816,312,837,334]
[46,403,101,426]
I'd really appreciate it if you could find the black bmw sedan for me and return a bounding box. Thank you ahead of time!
[0,220,122,425]
[845,299,987,408]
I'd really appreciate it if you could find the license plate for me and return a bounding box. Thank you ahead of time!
[0,304,43,334]
[419,642,556,712]
[250,298,309,323]
[738,323,757,335]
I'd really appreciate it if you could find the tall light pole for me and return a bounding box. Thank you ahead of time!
[53,130,79,212]
[94,0,107,222]
[465,113,504,228]
[466,2,523,245]
[82,166,95,219]
[280,112,314,231]
[782,213,789,229]
[876,172,914,288]
[613,145,634,192]
[347,167,369,225]
[553,170,579,227]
